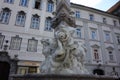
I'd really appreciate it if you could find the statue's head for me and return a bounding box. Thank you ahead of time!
[55,24,75,42]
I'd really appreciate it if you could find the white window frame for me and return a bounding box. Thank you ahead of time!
[75,11,80,18]
[45,17,52,31]
[113,20,117,26]
[30,14,40,29]
[20,0,28,7]
[27,37,38,52]
[105,31,111,42]
[10,35,22,50]
[47,0,54,12]
[116,35,120,44]
[106,47,116,63]
[89,14,94,21]
[91,44,101,62]
[33,0,41,9]
[103,18,107,24]
[0,33,5,49]
[76,28,81,38]
[91,29,97,40]
[4,0,14,4]
[0,8,11,24]
[15,11,26,27]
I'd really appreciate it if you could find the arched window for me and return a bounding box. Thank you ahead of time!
[45,17,52,31]
[30,14,40,29]
[0,8,11,24]
[15,11,26,27]
[47,0,54,12]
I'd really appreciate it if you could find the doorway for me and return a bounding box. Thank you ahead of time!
[93,69,105,75]
[0,62,10,80]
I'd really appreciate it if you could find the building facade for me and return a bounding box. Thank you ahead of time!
[0,0,120,77]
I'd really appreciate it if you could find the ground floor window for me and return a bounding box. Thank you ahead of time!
[17,66,37,75]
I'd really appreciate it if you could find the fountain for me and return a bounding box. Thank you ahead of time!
[11,0,118,80]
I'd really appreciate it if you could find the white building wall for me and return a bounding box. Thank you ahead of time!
[0,0,120,75]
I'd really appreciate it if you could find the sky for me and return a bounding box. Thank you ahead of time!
[70,0,119,11]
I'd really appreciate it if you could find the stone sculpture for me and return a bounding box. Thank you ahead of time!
[40,24,89,74]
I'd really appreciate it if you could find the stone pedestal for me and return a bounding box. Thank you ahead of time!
[11,74,118,80]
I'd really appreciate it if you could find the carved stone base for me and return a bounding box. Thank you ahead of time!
[11,74,118,80]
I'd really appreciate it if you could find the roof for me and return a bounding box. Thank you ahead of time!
[107,1,120,13]
[70,3,119,18]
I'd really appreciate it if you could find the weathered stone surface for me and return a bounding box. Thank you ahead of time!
[11,74,118,80]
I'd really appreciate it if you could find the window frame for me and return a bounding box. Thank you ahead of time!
[4,0,14,4]
[103,18,107,24]
[19,0,29,7]
[113,20,117,26]
[47,0,54,12]
[0,8,11,24]
[30,14,40,29]
[0,33,5,49]
[27,37,38,52]
[75,11,80,18]
[105,31,111,42]
[44,17,53,31]
[76,28,81,38]
[33,0,42,10]
[15,11,26,27]
[9,35,22,50]
[89,14,94,21]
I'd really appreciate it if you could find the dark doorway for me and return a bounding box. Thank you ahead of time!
[0,62,10,80]
[93,69,105,75]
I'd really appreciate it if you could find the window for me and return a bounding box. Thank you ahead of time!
[17,66,37,75]
[47,0,54,12]
[4,0,14,4]
[89,14,94,21]
[93,49,99,60]
[45,17,52,31]
[27,37,38,52]
[113,20,117,26]
[20,0,28,7]
[10,35,22,50]
[91,30,97,40]
[107,47,115,62]
[105,32,111,42]
[103,18,107,24]
[109,51,114,61]
[30,14,40,29]
[92,45,100,61]
[28,67,37,73]
[0,33,5,49]
[34,0,41,9]
[0,8,11,24]
[76,28,81,38]
[116,35,120,44]
[15,11,26,26]
[75,11,80,18]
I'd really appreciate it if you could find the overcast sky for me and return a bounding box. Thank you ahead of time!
[70,0,119,11]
